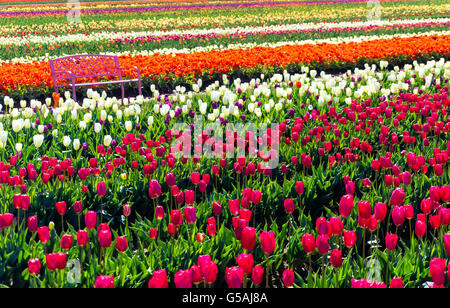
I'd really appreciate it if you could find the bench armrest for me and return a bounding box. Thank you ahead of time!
[119,66,141,79]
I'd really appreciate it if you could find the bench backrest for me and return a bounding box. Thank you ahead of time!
[49,54,122,86]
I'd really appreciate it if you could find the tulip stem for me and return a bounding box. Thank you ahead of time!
[322,255,326,288]
[385,251,389,284]
[61,215,64,233]
[362,227,366,260]
[265,255,270,288]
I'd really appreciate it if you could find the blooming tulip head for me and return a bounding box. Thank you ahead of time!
[28,258,41,275]
[343,230,357,248]
[174,269,192,288]
[284,198,295,214]
[330,249,343,268]
[252,266,264,286]
[282,269,295,287]
[241,227,256,251]
[390,188,405,206]
[260,231,276,255]
[184,206,197,224]
[339,195,354,218]
[97,181,107,197]
[148,270,169,288]
[85,211,97,229]
[116,236,127,252]
[56,201,67,216]
[302,233,315,253]
[236,253,254,275]
[98,229,112,248]
[385,233,398,251]
[389,277,404,288]
[94,275,114,288]
[225,267,244,288]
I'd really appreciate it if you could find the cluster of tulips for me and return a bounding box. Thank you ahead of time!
[0,59,449,288]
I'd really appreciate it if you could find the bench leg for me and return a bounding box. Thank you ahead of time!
[138,80,142,96]
[121,84,125,102]
[72,84,77,103]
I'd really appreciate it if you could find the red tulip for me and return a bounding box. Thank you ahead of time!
[97,181,107,197]
[77,230,89,247]
[366,215,378,231]
[212,201,222,216]
[330,249,343,268]
[358,200,371,219]
[228,199,240,216]
[251,190,262,204]
[123,204,131,217]
[149,180,161,199]
[190,172,200,185]
[149,228,157,239]
[28,258,41,275]
[148,269,169,288]
[385,233,398,251]
[429,258,446,286]
[98,230,112,248]
[166,172,176,187]
[184,190,195,205]
[429,215,441,230]
[420,198,433,214]
[190,265,202,285]
[316,234,329,255]
[345,181,355,195]
[37,226,50,244]
[316,217,329,235]
[390,188,405,206]
[252,266,264,286]
[284,198,295,214]
[45,253,58,271]
[170,209,183,226]
[175,269,192,288]
[155,206,165,220]
[295,181,304,195]
[94,275,114,288]
[302,233,315,253]
[282,269,295,287]
[429,186,440,203]
[392,206,406,226]
[236,253,254,274]
[85,211,97,229]
[374,202,387,222]
[225,267,244,288]
[403,204,414,220]
[116,236,127,252]
[60,234,73,250]
[440,185,450,202]
[203,261,218,285]
[344,230,357,248]
[443,234,450,257]
[56,201,67,215]
[415,220,427,238]
[27,216,38,232]
[239,209,252,222]
[330,217,343,235]
[260,231,276,255]
[241,227,256,251]
[55,252,67,270]
[184,206,197,224]
[339,195,354,217]
[389,277,404,288]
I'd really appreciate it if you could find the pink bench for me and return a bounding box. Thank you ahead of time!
[49,54,142,102]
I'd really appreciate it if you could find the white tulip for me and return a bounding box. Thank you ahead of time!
[73,139,80,151]
[94,123,102,134]
[63,136,71,147]
[104,135,112,147]
[12,119,24,133]
[125,121,132,132]
[15,143,23,152]
[33,134,44,148]
[52,129,58,137]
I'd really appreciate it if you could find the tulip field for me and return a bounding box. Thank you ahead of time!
[0,0,449,290]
